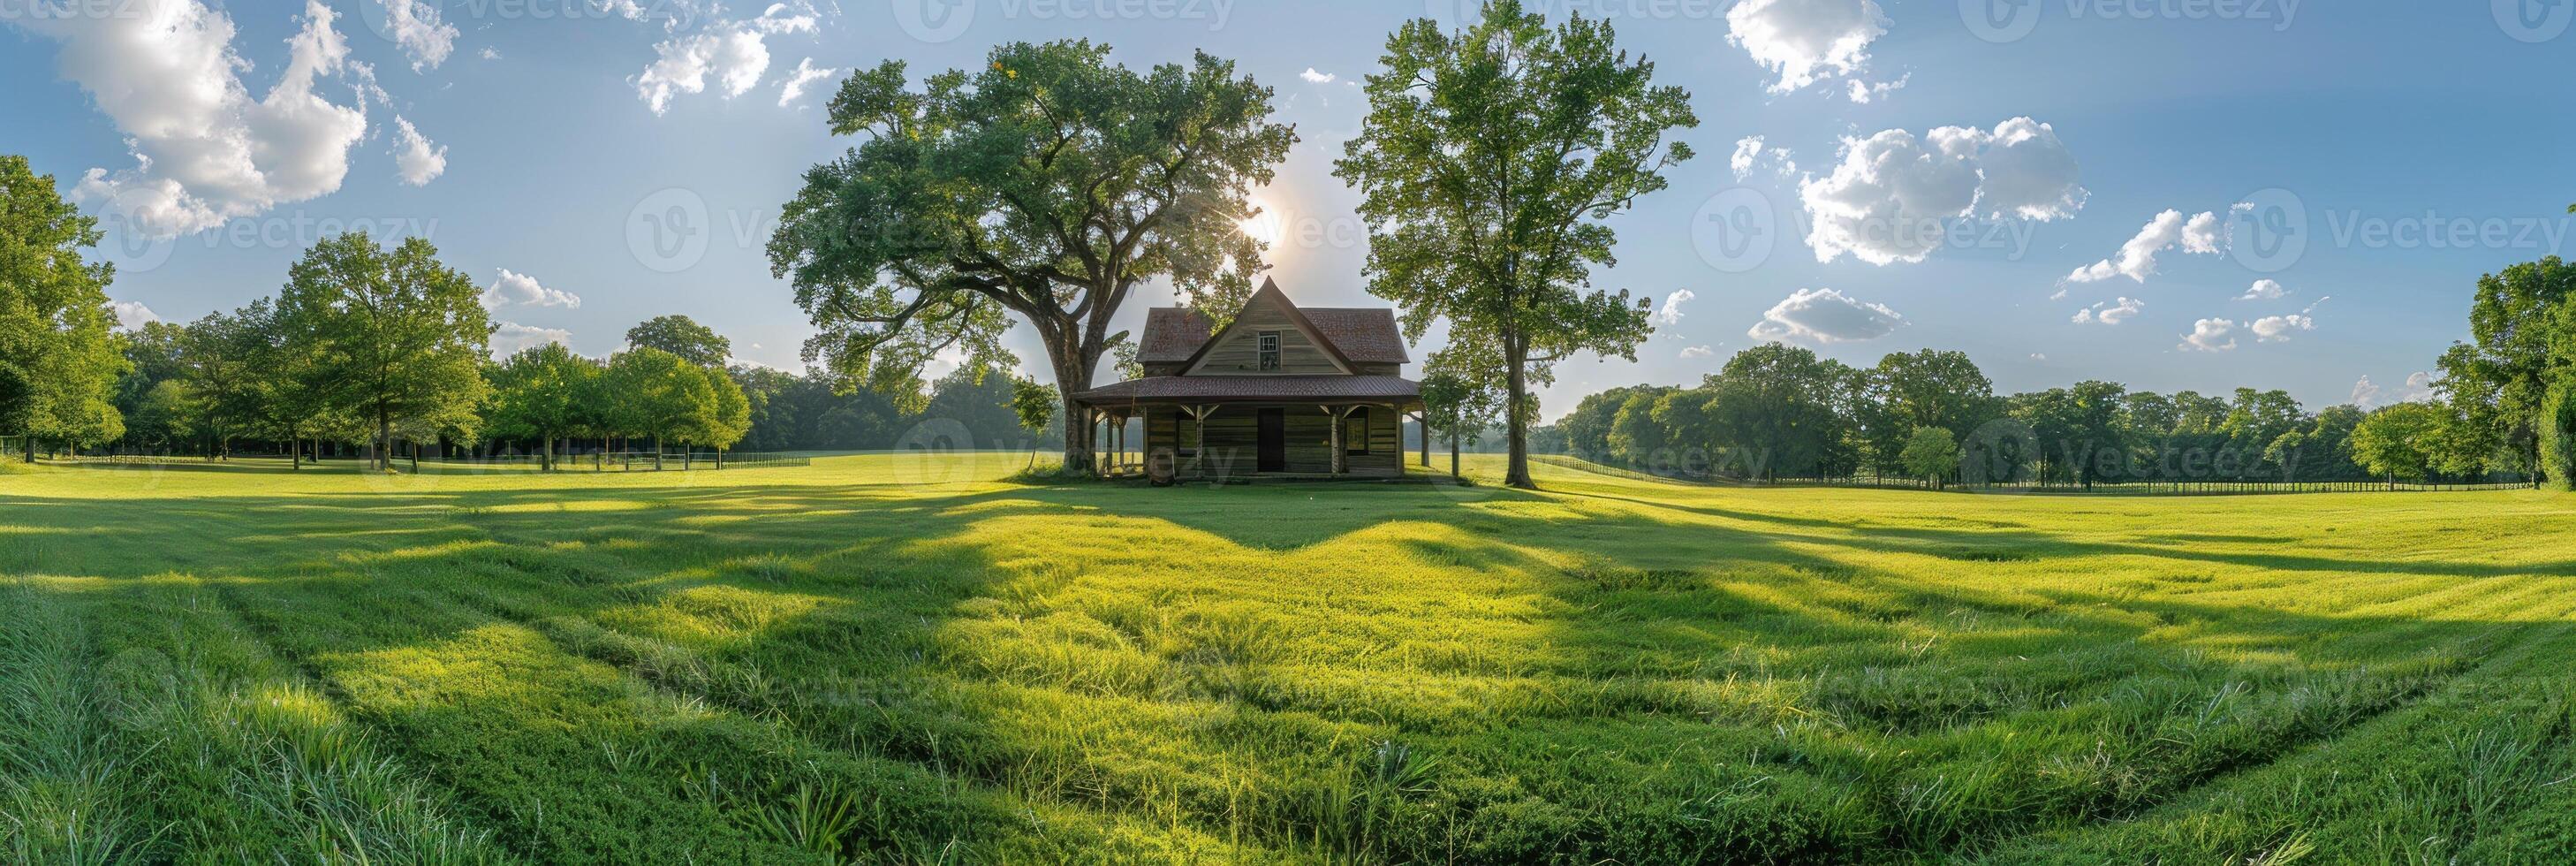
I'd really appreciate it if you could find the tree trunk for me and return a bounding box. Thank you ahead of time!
[375,414,392,471]
[1450,431,1461,479]
[1503,333,1535,490]
[1050,337,1098,475]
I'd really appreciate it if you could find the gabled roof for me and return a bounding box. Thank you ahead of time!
[1137,279,1411,366]
[1074,375,1421,404]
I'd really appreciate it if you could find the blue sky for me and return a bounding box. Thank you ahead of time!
[7,0,2573,420]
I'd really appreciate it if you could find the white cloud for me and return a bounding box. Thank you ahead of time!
[2239,278,2286,300]
[1725,0,1890,94]
[1747,287,1904,344]
[2352,371,2436,408]
[491,322,572,359]
[2071,296,2144,325]
[374,0,458,71]
[2249,314,2314,342]
[391,117,446,186]
[2065,209,2228,284]
[632,5,814,114]
[1299,67,1336,84]
[1799,118,2085,265]
[1845,72,1908,104]
[481,269,581,309]
[479,46,501,61]
[1679,345,1715,360]
[11,0,373,238]
[110,300,160,331]
[1728,135,1797,180]
[777,57,835,107]
[2178,318,2238,353]
[1655,289,1694,326]
[2029,353,2047,361]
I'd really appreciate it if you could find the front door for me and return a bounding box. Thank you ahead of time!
[1256,408,1285,472]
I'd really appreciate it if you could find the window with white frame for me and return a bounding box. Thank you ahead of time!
[1256,331,1280,370]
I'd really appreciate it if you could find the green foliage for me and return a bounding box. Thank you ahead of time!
[1334,0,1696,487]
[2436,256,2576,467]
[771,39,1294,467]
[624,315,732,368]
[487,343,602,468]
[2350,401,2449,482]
[1899,425,1959,485]
[9,455,2576,862]
[601,347,748,452]
[276,232,492,467]
[0,154,126,453]
[1006,376,1058,435]
[2541,378,2576,490]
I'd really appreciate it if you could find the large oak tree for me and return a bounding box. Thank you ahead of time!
[769,41,1295,472]
[1335,0,1697,488]
[277,233,492,470]
[0,155,125,459]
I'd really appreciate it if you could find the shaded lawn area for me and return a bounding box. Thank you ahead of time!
[4,453,2574,863]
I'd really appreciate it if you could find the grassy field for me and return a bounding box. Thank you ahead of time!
[4,452,2575,863]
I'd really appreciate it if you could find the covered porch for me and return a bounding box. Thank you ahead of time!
[1072,376,1429,482]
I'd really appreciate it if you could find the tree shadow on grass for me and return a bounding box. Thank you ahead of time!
[8,467,2572,863]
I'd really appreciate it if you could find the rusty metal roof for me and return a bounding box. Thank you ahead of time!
[1073,376,1421,404]
[1137,297,1410,365]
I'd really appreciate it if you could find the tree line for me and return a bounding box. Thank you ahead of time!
[1519,343,2523,488]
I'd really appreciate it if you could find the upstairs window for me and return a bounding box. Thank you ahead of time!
[1257,331,1281,370]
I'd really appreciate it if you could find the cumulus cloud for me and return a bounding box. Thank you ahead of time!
[1729,135,1797,180]
[2239,278,2286,300]
[481,269,581,309]
[10,0,373,238]
[1299,67,1336,84]
[777,57,835,107]
[391,117,446,186]
[1747,287,1904,344]
[2071,296,2144,325]
[2065,209,2227,284]
[490,322,572,359]
[374,0,458,71]
[2178,318,2238,353]
[1655,289,1694,326]
[1679,345,1715,360]
[1799,118,2086,265]
[1845,72,1908,104]
[632,4,816,114]
[110,300,161,331]
[2352,372,2436,408]
[1725,0,1890,94]
[479,46,501,61]
[2249,314,2314,342]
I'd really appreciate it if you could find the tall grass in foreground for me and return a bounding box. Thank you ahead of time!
[4,453,2575,862]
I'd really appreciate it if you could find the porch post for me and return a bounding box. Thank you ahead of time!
[1182,405,1216,479]
[1417,406,1430,467]
[1322,404,1358,475]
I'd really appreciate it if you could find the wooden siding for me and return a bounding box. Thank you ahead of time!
[1186,297,1346,376]
[1145,405,1405,478]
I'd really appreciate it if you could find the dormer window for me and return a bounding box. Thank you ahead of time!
[1257,331,1280,370]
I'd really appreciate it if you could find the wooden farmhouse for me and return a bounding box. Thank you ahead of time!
[1073,279,1428,481]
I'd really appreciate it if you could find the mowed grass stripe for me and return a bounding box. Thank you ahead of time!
[8,453,2576,862]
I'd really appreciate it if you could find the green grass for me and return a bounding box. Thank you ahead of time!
[4,452,2574,862]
